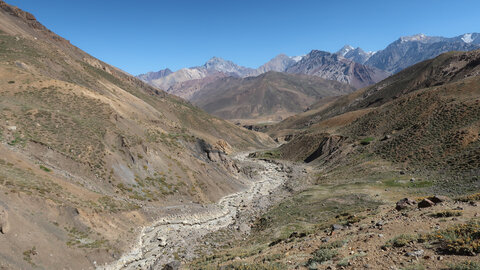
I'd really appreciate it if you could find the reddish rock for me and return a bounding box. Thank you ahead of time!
[396,198,417,211]
[418,198,435,208]
[429,195,449,204]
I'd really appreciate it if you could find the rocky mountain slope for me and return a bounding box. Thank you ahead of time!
[189,71,355,122]
[139,57,258,90]
[268,49,480,183]
[285,50,390,89]
[0,1,274,269]
[136,68,172,82]
[365,33,480,73]
[256,54,300,73]
[336,45,376,64]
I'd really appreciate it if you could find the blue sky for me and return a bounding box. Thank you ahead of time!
[6,0,480,75]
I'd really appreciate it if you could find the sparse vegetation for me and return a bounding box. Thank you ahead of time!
[39,165,52,172]
[448,261,480,270]
[431,210,462,218]
[429,220,480,255]
[388,234,419,247]
[22,246,37,266]
[359,137,374,145]
[457,193,480,203]
[306,240,346,268]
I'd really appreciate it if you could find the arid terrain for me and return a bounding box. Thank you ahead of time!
[0,1,479,270]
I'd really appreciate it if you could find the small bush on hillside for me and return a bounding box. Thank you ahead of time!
[360,137,374,145]
[39,165,52,172]
[308,248,338,265]
[448,261,480,270]
[431,210,462,218]
[430,220,480,255]
[306,240,347,268]
[388,234,418,247]
[457,193,480,202]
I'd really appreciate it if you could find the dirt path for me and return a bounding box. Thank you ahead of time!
[98,153,292,270]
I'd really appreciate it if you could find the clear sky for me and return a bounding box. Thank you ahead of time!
[6,0,480,75]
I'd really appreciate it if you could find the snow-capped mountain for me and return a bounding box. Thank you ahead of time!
[336,45,376,64]
[285,50,390,89]
[139,57,257,90]
[365,33,480,73]
[138,54,303,91]
[337,45,354,57]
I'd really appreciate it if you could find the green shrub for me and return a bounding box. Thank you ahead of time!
[360,137,374,145]
[39,165,52,172]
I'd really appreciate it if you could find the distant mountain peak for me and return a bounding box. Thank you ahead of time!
[206,56,226,63]
[202,56,245,74]
[337,45,355,56]
[399,33,427,43]
[256,54,300,74]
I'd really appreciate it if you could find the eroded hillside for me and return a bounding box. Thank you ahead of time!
[0,1,274,269]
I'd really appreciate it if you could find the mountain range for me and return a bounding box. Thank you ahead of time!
[363,33,480,73]
[138,33,480,113]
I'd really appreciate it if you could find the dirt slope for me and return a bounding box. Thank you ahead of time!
[0,1,274,269]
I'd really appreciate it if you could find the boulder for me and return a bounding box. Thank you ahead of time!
[406,249,424,257]
[332,224,343,231]
[381,134,392,141]
[418,199,435,208]
[395,198,416,211]
[0,207,9,234]
[162,260,180,270]
[429,195,449,204]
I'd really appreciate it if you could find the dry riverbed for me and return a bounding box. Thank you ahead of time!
[98,152,304,270]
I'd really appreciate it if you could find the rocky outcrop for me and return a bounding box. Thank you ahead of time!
[303,135,347,163]
[0,206,9,234]
[418,198,435,208]
[395,198,417,211]
[196,139,239,173]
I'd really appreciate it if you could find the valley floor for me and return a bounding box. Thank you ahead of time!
[99,153,305,270]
